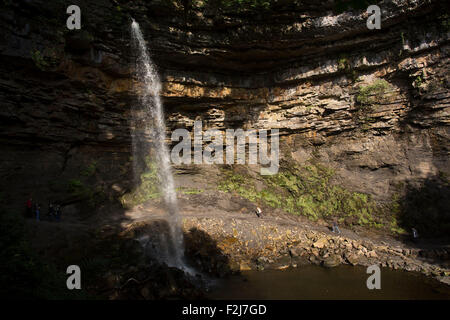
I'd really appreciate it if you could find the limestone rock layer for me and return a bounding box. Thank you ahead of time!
[0,0,449,210]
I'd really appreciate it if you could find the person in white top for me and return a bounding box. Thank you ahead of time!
[411,228,419,243]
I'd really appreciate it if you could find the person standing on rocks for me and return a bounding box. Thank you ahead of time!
[332,218,341,234]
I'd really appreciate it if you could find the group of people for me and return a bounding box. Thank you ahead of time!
[25,198,62,222]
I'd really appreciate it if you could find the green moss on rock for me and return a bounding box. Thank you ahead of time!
[356,79,389,108]
[120,160,161,208]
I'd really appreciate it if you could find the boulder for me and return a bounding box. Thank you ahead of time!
[274,255,292,269]
[322,255,341,268]
[239,260,252,271]
[289,247,301,257]
[291,255,309,267]
[344,252,360,266]
[313,237,328,249]
[308,255,321,265]
[228,260,240,273]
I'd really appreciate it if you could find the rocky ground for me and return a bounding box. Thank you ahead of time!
[122,164,450,281]
[120,191,450,284]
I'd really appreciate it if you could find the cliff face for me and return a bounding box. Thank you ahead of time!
[0,0,449,222]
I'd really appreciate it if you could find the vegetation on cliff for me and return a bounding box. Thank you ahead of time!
[356,79,390,108]
[66,161,107,213]
[218,160,384,229]
[121,158,161,208]
[218,160,450,237]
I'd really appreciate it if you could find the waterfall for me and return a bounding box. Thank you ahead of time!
[131,19,184,268]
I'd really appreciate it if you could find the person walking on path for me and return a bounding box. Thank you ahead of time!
[411,227,419,243]
[35,203,40,222]
[332,218,341,234]
[55,204,62,222]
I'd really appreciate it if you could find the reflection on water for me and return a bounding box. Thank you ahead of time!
[208,265,450,300]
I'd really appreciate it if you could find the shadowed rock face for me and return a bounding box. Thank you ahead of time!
[0,0,448,214]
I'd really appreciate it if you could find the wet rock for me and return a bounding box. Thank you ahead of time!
[311,248,320,257]
[289,247,301,257]
[274,255,292,269]
[431,269,441,277]
[436,276,450,286]
[377,246,389,253]
[323,255,341,268]
[308,255,321,265]
[319,248,329,258]
[291,255,309,268]
[239,260,252,271]
[228,260,241,273]
[256,264,265,271]
[257,256,270,264]
[344,252,360,266]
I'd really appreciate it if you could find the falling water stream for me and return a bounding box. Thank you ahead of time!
[131,19,184,269]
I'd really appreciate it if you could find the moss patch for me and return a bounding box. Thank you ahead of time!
[120,159,160,208]
[356,79,389,108]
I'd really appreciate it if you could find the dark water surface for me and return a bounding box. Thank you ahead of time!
[208,265,450,300]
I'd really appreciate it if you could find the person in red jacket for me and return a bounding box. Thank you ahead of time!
[25,198,33,218]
